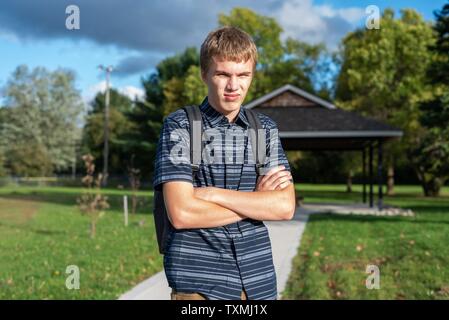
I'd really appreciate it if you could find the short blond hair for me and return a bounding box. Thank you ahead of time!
[200,26,258,75]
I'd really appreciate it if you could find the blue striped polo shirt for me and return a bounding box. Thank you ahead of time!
[152,97,291,300]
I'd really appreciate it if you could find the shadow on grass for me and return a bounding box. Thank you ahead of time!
[299,189,449,201]
[0,221,67,236]
[406,205,449,215]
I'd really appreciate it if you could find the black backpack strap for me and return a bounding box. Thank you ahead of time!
[182,105,202,174]
[244,108,266,175]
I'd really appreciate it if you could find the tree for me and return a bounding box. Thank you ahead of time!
[428,2,449,85]
[140,47,201,117]
[7,143,53,177]
[136,49,201,182]
[157,47,200,82]
[335,9,435,195]
[184,65,208,106]
[218,7,334,102]
[0,65,84,176]
[409,94,449,196]
[408,2,449,196]
[123,98,163,183]
[219,7,284,69]
[77,154,109,239]
[0,108,7,177]
[82,89,136,177]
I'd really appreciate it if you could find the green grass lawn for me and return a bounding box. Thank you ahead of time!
[0,186,162,299]
[283,184,449,300]
[1,184,448,299]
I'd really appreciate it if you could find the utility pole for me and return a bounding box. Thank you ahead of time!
[98,65,114,187]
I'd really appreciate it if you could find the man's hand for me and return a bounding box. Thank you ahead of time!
[192,165,296,221]
[256,165,293,191]
[193,165,293,200]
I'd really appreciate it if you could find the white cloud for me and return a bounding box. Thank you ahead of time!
[118,86,145,102]
[0,29,19,43]
[83,81,107,106]
[335,7,366,24]
[274,0,365,49]
[83,81,144,107]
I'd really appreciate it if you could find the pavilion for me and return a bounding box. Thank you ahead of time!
[245,84,403,210]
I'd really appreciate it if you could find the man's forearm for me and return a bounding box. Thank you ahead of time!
[205,185,296,221]
[163,181,245,230]
[172,195,245,229]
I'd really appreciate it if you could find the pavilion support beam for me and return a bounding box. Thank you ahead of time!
[369,142,374,208]
[377,140,383,210]
[362,148,366,203]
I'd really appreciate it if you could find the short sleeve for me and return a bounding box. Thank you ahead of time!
[152,115,193,190]
[261,120,291,175]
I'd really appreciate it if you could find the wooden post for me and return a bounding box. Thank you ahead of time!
[124,195,128,226]
[362,148,366,204]
[369,143,373,208]
[377,140,383,211]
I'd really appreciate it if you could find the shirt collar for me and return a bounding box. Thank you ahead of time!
[199,96,250,128]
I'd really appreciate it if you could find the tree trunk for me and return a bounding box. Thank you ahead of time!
[132,193,137,214]
[387,165,395,196]
[422,178,442,197]
[346,169,353,193]
[90,221,96,239]
[415,166,443,197]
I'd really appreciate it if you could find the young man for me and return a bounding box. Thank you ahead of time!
[152,26,296,300]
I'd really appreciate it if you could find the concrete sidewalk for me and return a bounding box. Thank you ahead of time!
[119,207,309,300]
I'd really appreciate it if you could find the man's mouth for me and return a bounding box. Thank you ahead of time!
[224,94,240,101]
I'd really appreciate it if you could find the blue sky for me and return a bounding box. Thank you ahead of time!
[0,0,446,106]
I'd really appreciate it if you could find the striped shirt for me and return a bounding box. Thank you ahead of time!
[152,97,291,300]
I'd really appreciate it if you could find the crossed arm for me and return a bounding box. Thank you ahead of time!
[162,166,296,230]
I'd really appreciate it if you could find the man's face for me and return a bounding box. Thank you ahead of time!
[201,56,254,120]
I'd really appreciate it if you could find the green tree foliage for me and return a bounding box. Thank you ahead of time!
[428,2,449,85]
[0,108,7,177]
[219,7,284,68]
[218,7,333,102]
[337,8,434,130]
[8,143,53,177]
[137,48,202,182]
[0,65,83,176]
[409,2,449,196]
[409,94,449,196]
[157,47,199,82]
[184,65,208,106]
[82,89,137,176]
[335,8,435,194]
[125,99,164,182]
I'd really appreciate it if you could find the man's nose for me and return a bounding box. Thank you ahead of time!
[226,76,239,91]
